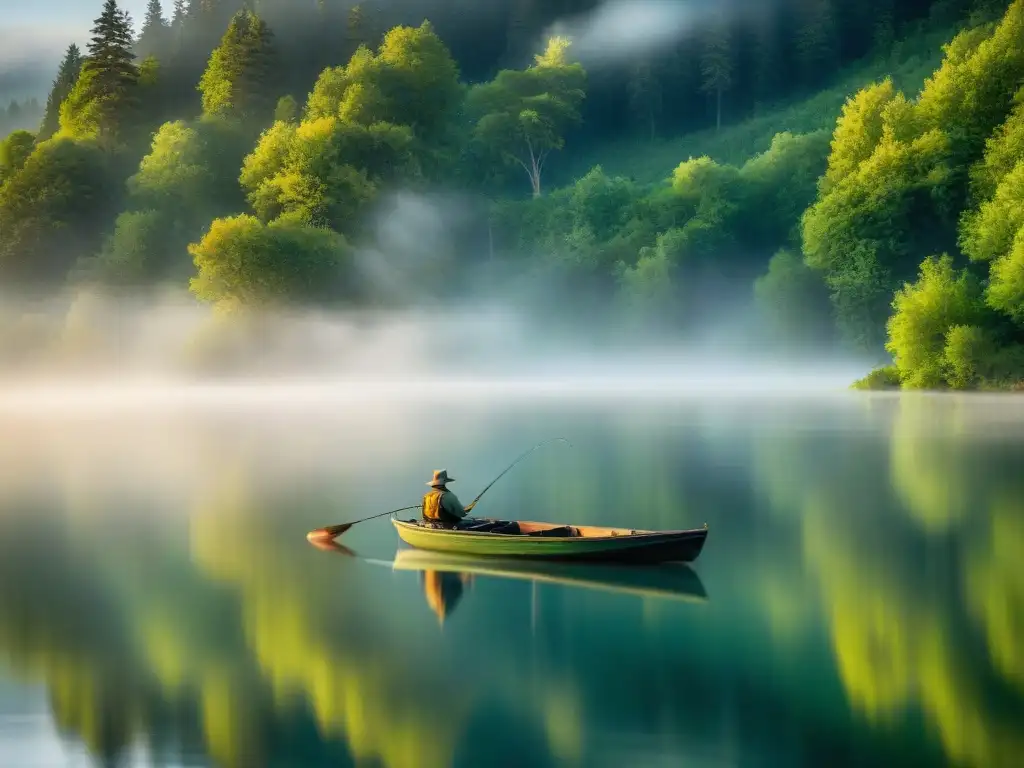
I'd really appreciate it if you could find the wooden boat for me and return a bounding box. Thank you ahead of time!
[390,516,708,564]
[390,549,708,604]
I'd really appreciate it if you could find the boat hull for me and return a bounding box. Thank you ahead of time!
[391,517,708,564]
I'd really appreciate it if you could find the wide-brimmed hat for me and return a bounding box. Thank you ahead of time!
[427,469,455,487]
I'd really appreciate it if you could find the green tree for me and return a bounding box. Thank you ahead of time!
[363,22,462,143]
[617,247,677,327]
[273,95,298,124]
[819,78,897,194]
[0,138,116,285]
[170,0,187,53]
[916,2,1024,187]
[802,124,954,351]
[85,117,248,286]
[961,161,1024,264]
[39,44,83,142]
[189,214,354,307]
[700,21,732,131]
[239,116,412,234]
[0,131,36,184]
[466,36,586,197]
[136,0,170,60]
[968,88,1024,202]
[885,254,985,388]
[986,220,1024,321]
[89,208,174,286]
[753,248,835,348]
[198,9,278,126]
[627,58,662,140]
[738,130,832,245]
[59,0,140,143]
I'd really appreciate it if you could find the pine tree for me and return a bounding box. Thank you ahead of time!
[701,21,733,132]
[170,0,187,54]
[39,44,84,141]
[186,0,234,53]
[136,0,171,59]
[198,9,277,125]
[70,0,140,141]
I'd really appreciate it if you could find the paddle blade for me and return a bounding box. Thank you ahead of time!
[307,523,352,542]
[307,538,357,556]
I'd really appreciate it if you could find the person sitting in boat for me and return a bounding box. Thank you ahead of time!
[422,469,472,528]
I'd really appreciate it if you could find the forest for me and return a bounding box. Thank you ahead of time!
[0,0,1023,388]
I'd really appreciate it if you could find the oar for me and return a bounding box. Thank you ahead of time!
[307,505,419,542]
[463,437,572,513]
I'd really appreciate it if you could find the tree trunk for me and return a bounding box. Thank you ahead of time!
[530,155,542,198]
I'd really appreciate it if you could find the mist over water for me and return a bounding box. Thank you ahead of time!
[0,284,869,405]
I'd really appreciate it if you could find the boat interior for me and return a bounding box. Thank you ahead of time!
[408,518,646,538]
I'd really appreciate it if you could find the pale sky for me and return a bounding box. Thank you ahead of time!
[1,0,153,98]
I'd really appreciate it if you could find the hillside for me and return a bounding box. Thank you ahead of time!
[0,0,1022,390]
[552,24,958,186]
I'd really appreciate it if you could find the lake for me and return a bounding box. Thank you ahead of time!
[0,385,1022,767]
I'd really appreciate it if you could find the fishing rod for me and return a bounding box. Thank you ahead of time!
[306,437,572,541]
[464,437,572,512]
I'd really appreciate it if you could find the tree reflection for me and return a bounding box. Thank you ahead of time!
[750,396,1024,768]
[0,399,1022,768]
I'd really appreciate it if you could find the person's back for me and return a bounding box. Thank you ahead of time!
[422,469,469,527]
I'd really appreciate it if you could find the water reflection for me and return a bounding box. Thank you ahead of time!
[388,550,709,618]
[419,571,473,624]
[0,394,1022,766]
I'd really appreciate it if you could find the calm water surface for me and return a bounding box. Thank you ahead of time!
[0,389,1022,767]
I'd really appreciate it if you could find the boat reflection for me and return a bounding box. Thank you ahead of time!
[391,548,708,618]
[420,569,474,624]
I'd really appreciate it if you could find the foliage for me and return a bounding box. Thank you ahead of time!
[0,138,117,285]
[0,131,36,184]
[754,248,835,348]
[188,214,353,307]
[850,364,902,389]
[238,23,460,235]
[885,254,985,388]
[802,124,954,351]
[136,0,171,61]
[4,0,1024,388]
[273,95,298,124]
[39,45,84,141]
[466,36,585,196]
[968,89,1024,201]
[89,208,174,286]
[820,78,898,193]
[82,116,249,286]
[198,9,277,126]
[960,161,1024,264]
[700,19,733,130]
[59,0,140,144]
